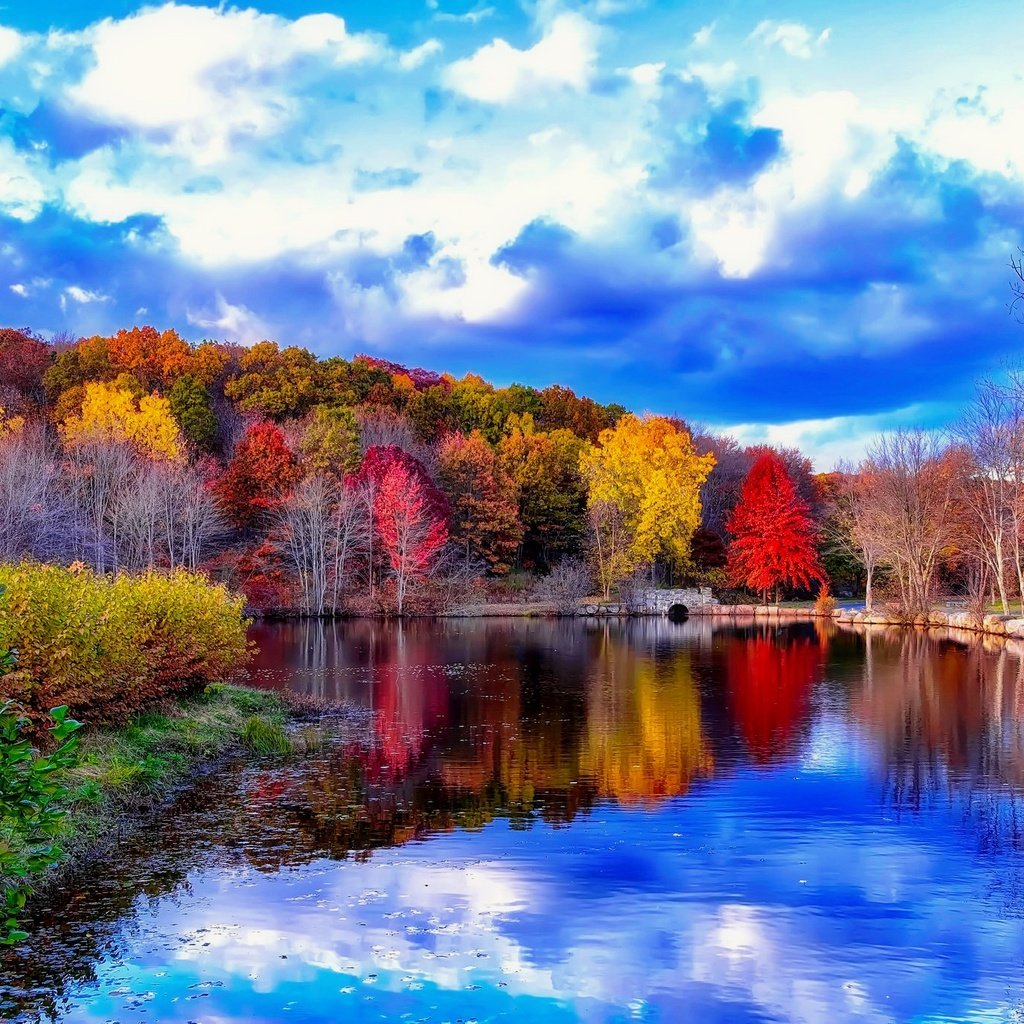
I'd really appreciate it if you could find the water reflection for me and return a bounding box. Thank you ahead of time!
[4,618,1024,1023]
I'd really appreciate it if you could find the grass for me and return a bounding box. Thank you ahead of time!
[8,683,302,902]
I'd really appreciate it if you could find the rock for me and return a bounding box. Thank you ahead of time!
[1004,618,1024,638]
[984,614,1009,635]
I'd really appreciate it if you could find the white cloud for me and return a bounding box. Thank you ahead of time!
[9,283,27,297]
[444,13,599,104]
[750,20,830,60]
[718,406,937,469]
[434,4,495,25]
[692,22,715,48]
[187,293,270,345]
[59,285,110,312]
[64,4,385,161]
[64,285,108,303]
[0,25,23,67]
[0,139,47,221]
[399,38,443,71]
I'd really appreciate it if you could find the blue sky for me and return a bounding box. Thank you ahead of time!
[0,0,1021,465]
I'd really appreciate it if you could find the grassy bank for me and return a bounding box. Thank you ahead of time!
[1,682,315,942]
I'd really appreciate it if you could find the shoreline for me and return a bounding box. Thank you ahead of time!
[11,684,369,917]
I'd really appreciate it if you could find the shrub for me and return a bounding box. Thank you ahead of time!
[815,584,837,617]
[0,563,250,726]
[0,701,82,944]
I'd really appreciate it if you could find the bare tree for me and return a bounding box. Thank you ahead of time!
[278,473,333,614]
[0,424,77,562]
[827,464,889,613]
[859,430,963,616]
[536,557,593,614]
[949,380,1024,612]
[64,437,134,573]
[277,473,371,614]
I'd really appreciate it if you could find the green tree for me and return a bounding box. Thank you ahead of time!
[168,374,218,451]
[300,406,361,475]
[498,415,587,567]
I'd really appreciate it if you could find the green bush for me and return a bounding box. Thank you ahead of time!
[0,563,251,726]
[0,700,82,944]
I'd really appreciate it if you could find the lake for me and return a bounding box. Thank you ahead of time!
[4,617,1024,1023]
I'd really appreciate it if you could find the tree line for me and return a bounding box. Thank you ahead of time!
[0,324,1018,616]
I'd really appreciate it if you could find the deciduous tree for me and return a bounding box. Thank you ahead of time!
[580,414,715,590]
[369,449,449,614]
[60,381,183,460]
[438,431,521,574]
[213,421,302,530]
[726,450,824,602]
[168,374,218,452]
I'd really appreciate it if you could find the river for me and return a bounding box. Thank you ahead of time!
[4,617,1024,1023]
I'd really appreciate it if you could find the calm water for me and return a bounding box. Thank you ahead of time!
[4,617,1024,1023]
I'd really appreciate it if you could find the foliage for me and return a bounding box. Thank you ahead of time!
[299,406,361,475]
[726,451,825,599]
[0,329,49,402]
[0,700,82,944]
[360,446,449,614]
[168,374,218,451]
[213,421,302,530]
[0,563,250,725]
[498,416,587,566]
[60,380,183,460]
[581,414,715,588]
[438,430,522,574]
[104,326,192,391]
[0,405,25,438]
[223,341,321,418]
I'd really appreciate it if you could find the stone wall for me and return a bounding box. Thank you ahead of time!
[579,588,717,616]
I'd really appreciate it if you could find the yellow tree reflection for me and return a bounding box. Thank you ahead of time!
[581,628,712,804]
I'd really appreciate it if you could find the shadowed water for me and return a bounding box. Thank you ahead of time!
[4,617,1024,1023]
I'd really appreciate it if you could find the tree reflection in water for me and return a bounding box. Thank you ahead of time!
[6,617,1024,1023]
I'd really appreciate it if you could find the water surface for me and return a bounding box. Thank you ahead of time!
[5,617,1024,1023]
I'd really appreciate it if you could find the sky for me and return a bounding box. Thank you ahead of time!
[0,0,1022,466]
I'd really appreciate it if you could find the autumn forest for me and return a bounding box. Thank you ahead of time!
[1,324,1023,618]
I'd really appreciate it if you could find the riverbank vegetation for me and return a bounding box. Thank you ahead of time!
[3,325,1024,616]
[0,561,249,726]
[0,682,297,942]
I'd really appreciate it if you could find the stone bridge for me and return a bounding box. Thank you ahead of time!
[579,588,717,617]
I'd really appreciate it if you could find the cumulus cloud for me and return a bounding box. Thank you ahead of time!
[0,2,1019,451]
[750,20,830,60]
[63,4,385,162]
[443,13,599,103]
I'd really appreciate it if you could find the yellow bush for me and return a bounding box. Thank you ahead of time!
[0,563,250,725]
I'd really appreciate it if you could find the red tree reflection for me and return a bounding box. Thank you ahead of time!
[726,633,825,765]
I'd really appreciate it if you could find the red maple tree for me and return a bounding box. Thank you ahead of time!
[358,445,448,614]
[727,450,824,602]
[213,421,303,530]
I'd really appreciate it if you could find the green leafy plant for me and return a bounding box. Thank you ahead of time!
[0,697,82,944]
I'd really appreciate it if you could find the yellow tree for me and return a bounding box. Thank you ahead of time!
[580,414,714,595]
[60,381,183,460]
[0,405,25,438]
